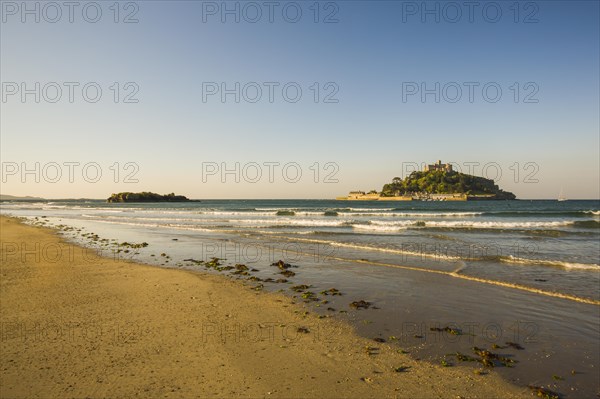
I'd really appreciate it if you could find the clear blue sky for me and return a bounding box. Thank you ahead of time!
[1,0,598,199]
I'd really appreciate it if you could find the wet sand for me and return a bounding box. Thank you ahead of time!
[0,216,526,398]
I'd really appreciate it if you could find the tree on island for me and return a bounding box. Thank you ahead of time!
[380,170,516,199]
[107,192,194,203]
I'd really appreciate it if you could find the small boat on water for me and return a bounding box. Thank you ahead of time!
[558,187,567,202]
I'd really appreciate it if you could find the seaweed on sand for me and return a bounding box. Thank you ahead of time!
[430,326,462,335]
[349,300,371,309]
[505,341,525,350]
[320,288,342,296]
[203,257,222,268]
[472,347,518,368]
[291,285,311,292]
[528,385,561,399]
[452,352,478,362]
[184,258,204,265]
[271,260,295,270]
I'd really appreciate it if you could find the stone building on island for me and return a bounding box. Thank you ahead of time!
[424,160,453,173]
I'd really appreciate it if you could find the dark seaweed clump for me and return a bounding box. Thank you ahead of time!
[271,260,295,269]
[349,300,371,309]
[528,385,561,399]
[430,326,462,335]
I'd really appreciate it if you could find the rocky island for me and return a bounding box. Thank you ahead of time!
[107,192,197,203]
[338,161,516,201]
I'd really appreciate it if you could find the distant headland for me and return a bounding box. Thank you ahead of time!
[0,194,45,201]
[337,161,516,201]
[107,192,198,203]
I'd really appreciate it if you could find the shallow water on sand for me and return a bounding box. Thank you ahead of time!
[2,199,599,397]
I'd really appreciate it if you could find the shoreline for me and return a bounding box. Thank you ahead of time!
[0,215,527,398]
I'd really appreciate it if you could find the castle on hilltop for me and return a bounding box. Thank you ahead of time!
[424,160,453,172]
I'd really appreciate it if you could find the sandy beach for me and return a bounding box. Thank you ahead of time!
[0,215,527,398]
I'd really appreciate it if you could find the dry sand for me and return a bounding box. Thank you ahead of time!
[0,216,527,398]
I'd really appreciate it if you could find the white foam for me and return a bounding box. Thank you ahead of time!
[345,212,483,217]
[236,218,349,227]
[86,219,215,233]
[423,220,574,229]
[294,211,331,216]
[502,255,600,271]
[265,235,463,261]
[345,207,395,212]
[352,224,410,232]
[355,220,574,229]
[199,211,276,216]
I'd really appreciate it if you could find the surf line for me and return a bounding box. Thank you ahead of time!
[34,219,599,307]
[264,245,600,306]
